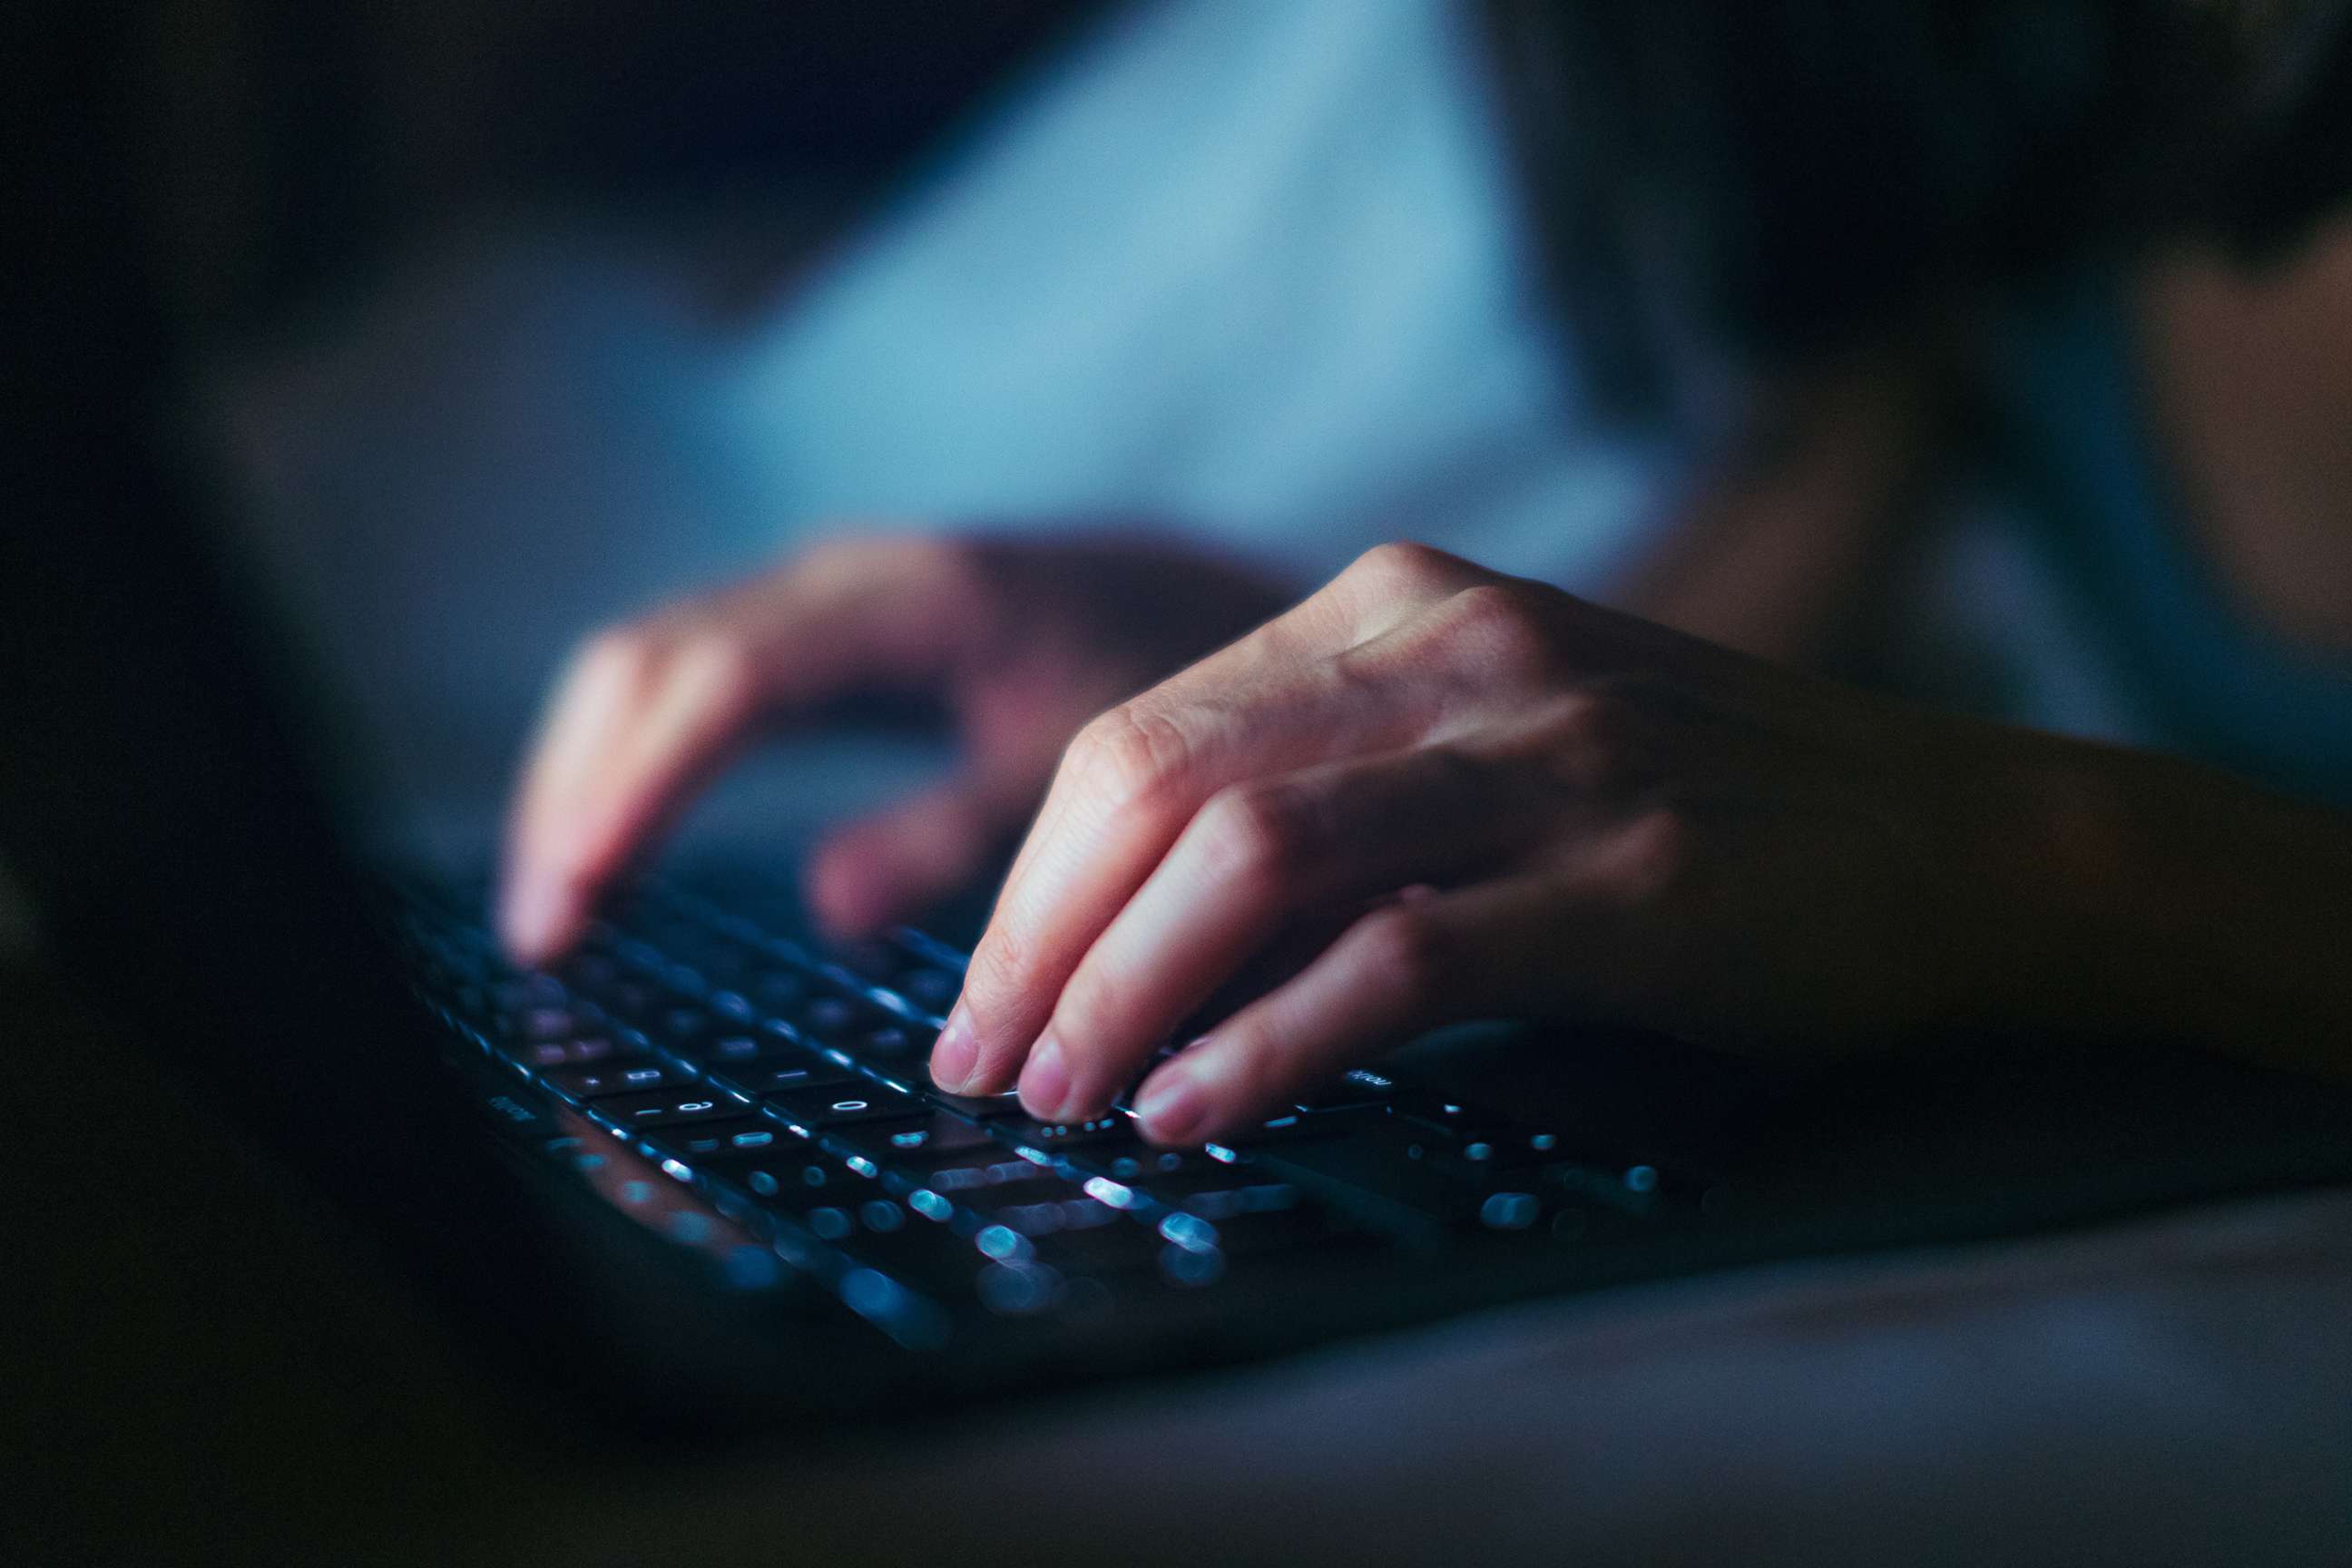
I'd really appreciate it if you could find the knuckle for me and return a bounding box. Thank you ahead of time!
[809,528,961,583]
[1609,806,1692,900]
[570,622,662,690]
[1549,684,1622,745]
[1544,684,1633,760]
[668,630,762,716]
[1435,583,1556,686]
[1066,703,1193,810]
[1343,540,1468,598]
[803,526,971,574]
[1047,968,1135,1066]
[1194,782,1314,890]
[792,531,867,579]
[1350,905,1452,1005]
[1044,985,1110,1056]
[1534,673,1674,793]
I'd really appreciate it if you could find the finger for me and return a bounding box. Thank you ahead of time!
[499,536,981,965]
[1126,874,1573,1144]
[977,540,1486,899]
[500,631,763,964]
[934,661,1436,1094]
[1015,746,1549,1122]
[699,534,981,710]
[936,551,1486,1093]
[803,777,1022,939]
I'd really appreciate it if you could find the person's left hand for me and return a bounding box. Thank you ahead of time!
[926,542,2102,1144]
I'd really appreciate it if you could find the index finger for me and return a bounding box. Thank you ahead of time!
[498,535,981,965]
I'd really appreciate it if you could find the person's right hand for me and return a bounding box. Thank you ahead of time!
[497,529,1294,967]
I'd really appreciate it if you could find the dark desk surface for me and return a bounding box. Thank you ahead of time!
[16,956,2352,1567]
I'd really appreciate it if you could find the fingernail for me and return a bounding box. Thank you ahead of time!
[930,1004,979,1092]
[1018,1031,1073,1122]
[1133,1066,1209,1146]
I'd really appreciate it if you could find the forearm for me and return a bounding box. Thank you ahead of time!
[2015,740,2352,1075]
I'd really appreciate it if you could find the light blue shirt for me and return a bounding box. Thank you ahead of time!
[215,0,1669,830]
[712,0,1664,585]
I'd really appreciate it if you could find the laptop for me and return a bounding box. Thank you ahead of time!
[15,36,2352,1441]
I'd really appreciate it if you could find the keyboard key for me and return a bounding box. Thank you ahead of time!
[1394,1097,1511,1140]
[1026,1218,1171,1279]
[691,947,758,987]
[831,1220,995,1298]
[1478,1191,1545,1230]
[1542,1160,1669,1214]
[1098,1147,1203,1182]
[659,1120,787,1160]
[853,1024,927,1062]
[749,971,809,1013]
[1161,1192,1335,1256]
[826,940,909,984]
[1243,1127,1468,1234]
[598,980,661,1018]
[554,954,619,991]
[796,995,877,1041]
[1151,1179,1304,1222]
[707,1060,854,1098]
[591,1087,754,1129]
[518,1006,586,1041]
[495,975,565,1012]
[543,1062,687,1100]
[700,1034,781,1063]
[763,1082,926,1129]
[1294,1066,1406,1111]
[654,1007,713,1041]
[1004,1115,1134,1150]
[961,1172,1115,1240]
[710,1156,863,1210]
[518,1035,622,1068]
[900,1151,1063,1196]
[989,1192,1125,1235]
[1409,1130,1562,1185]
[926,1087,1025,1120]
[1220,1108,1374,1147]
[896,967,962,1016]
[834,1112,999,1162]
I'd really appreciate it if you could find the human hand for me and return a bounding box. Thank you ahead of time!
[932,542,2109,1142]
[498,530,1292,965]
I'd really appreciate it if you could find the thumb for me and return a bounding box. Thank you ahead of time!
[804,778,1019,938]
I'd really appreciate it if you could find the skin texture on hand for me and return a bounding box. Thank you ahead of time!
[497,529,1294,966]
[932,541,2352,1145]
[501,528,2352,1151]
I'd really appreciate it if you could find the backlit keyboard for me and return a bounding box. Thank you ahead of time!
[397,873,1687,1348]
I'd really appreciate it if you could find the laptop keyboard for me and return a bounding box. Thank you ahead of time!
[397,873,1687,1348]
